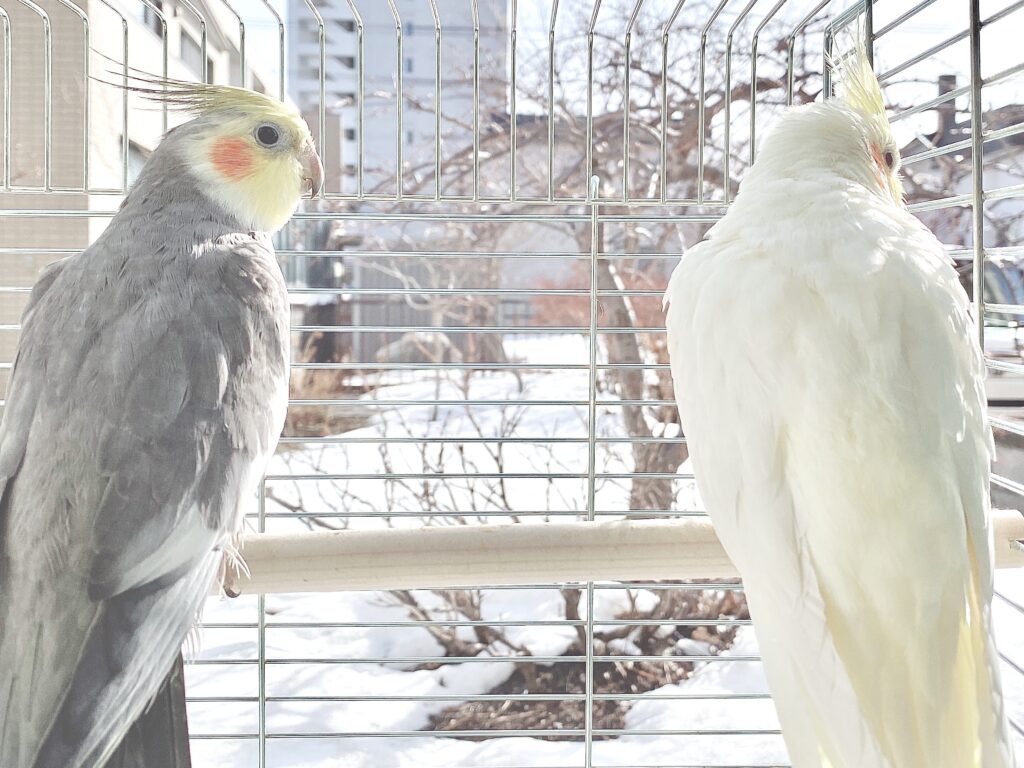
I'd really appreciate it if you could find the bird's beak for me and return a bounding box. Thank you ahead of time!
[301,138,324,198]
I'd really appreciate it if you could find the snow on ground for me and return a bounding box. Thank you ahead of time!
[188,595,789,767]
[262,335,699,530]
[189,580,1024,767]
[187,337,1024,766]
[264,367,625,527]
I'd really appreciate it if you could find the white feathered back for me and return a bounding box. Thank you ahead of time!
[664,40,1014,768]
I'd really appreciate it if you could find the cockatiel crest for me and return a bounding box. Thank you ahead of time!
[833,43,904,207]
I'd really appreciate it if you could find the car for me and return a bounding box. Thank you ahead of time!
[954,256,1024,406]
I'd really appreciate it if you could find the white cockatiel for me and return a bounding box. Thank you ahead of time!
[663,46,1016,768]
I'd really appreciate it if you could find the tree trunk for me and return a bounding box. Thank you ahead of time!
[594,244,688,514]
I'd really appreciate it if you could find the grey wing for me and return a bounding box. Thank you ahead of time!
[0,256,69,521]
[102,654,193,768]
[0,246,287,768]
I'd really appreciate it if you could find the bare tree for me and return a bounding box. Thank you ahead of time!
[314,3,823,513]
[258,8,837,737]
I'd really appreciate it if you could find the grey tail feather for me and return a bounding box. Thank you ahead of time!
[101,654,192,768]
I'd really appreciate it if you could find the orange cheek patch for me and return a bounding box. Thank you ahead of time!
[869,147,888,191]
[209,136,254,180]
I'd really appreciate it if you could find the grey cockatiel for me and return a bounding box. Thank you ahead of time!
[0,82,323,768]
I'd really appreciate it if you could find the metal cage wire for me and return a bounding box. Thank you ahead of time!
[1,0,1024,766]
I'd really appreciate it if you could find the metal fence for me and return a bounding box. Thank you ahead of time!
[2,0,1024,766]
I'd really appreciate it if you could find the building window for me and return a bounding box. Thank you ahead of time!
[406,130,414,144]
[404,21,414,36]
[141,0,162,38]
[344,128,356,141]
[339,19,355,32]
[404,57,413,73]
[180,33,205,78]
[336,55,355,69]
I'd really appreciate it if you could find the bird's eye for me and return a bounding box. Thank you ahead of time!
[255,124,281,147]
[883,149,897,170]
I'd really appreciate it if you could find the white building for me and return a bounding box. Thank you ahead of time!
[286,0,508,195]
[0,0,278,392]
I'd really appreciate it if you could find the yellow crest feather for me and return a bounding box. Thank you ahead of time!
[833,38,886,119]
[103,68,298,123]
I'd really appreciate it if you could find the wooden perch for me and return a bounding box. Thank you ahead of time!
[221,510,1024,595]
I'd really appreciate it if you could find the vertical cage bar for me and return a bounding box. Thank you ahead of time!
[823,27,833,100]
[176,0,209,83]
[118,11,132,191]
[217,0,245,86]
[471,0,481,200]
[587,178,600,550]
[137,0,169,135]
[509,0,518,200]
[696,0,729,204]
[159,12,167,131]
[238,14,245,87]
[342,0,361,198]
[387,0,403,199]
[428,0,441,199]
[1,6,11,190]
[584,581,595,766]
[16,0,50,190]
[969,0,985,348]
[317,7,326,198]
[786,37,795,104]
[863,0,874,67]
[749,0,787,165]
[53,0,88,190]
[622,0,643,203]
[723,0,760,204]
[252,0,285,100]
[822,1,871,101]
[257,481,268,768]
[547,0,559,200]
[787,0,831,106]
[659,0,686,203]
[585,1,602,200]
[305,0,326,199]
[94,0,131,191]
[585,173,600,768]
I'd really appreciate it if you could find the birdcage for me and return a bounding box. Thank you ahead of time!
[1,0,1023,766]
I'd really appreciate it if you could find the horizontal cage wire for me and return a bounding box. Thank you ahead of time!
[1,0,1024,766]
